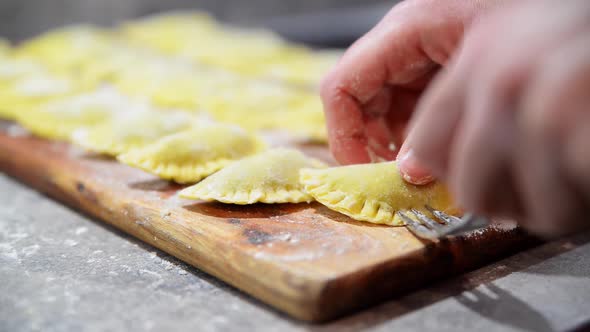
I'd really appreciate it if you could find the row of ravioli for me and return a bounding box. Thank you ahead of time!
[0,73,455,226]
[0,13,332,142]
[19,11,340,89]
[1,85,457,228]
[119,11,341,88]
[0,62,457,227]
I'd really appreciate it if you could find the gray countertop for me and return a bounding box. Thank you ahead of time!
[1,173,590,332]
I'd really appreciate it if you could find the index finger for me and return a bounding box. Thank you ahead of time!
[320,5,432,165]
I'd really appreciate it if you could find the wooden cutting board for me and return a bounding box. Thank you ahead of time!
[0,123,538,322]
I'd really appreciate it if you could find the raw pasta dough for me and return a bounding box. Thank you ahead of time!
[15,25,114,73]
[180,148,325,204]
[300,161,459,226]
[0,72,77,120]
[72,109,198,156]
[16,87,127,140]
[118,123,266,183]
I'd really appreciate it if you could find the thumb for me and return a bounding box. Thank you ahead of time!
[397,144,435,185]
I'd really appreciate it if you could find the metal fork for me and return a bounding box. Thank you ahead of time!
[397,206,489,240]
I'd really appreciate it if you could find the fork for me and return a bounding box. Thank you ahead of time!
[397,205,490,240]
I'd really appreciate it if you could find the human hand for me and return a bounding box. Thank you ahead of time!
[320,0,506,184]
[401,0,590,237]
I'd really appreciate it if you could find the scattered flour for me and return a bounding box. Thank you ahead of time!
[64,239,78,247]
[0,243,19,261]
[74,227,88,235]
[21,244,40,257]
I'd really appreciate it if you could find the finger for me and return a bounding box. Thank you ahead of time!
[409,0,590,202]
[321,0,477,165]
[513,133,584,238]
[440,7,535,214]
[363,86,397,162]
[445,42,530,216]
[399,0,506,179]
[320,19,430,165]
[321,86,370,165]
[387,71,439,146]
[397,150,436,185]
[398,55,467,184]
[366,70,439,164]
[518,32,590,237]
[521,31,590,197]
[448,89,518,215]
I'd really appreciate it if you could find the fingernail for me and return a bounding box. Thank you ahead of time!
[398,149,435,185]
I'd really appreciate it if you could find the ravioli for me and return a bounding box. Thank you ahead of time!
[113,62,209,111]
[210,89,327,142]
[300,162,459,226]
[276,96,327,142]
[16,87,130,140]
[72,109,198,156]
[200,78,303,121]
[261,49,342,87]
[0,72,78,120]
[15,25,114,72]
[177,27,300,76]
[120,11,217,54]
[180,148,325,204]
[118,123,266,183]
[0,58,45,84]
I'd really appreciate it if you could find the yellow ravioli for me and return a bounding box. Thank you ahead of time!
[120,11,217,54]
[210,90,326,142]
[178,28,299,74]
[16,87,131,140]
[180,148,325,204]
[200,78,303,120]
[226,109,327,143]
[262,49,342,87]
[118,123,266,183]
[70,43,147,86]
[0,58,45,84]
[276,96,327,142]
[108,50,240,111]
[15,25,114,72]
[0,58,46,119]
[0,72,78,120]
[300,162,459,226]
[113,62,214,111]
[72,109,198,156]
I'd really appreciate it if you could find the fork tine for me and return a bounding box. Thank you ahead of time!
[410,208,445,230]
[425,205,463,225]
[397,211,439,240]
[401,207,490,240]
[426,206,490,236]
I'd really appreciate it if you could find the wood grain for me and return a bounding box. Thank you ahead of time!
[0,126,539,322]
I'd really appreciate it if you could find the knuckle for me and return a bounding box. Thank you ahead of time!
[319,69,340,102]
